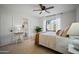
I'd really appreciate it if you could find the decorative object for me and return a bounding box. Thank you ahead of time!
[35,26,42,33]
[67,23,79,36]
[35,26,42,45]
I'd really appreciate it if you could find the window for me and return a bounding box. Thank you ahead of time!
[43,16,61,32]
[46,19,56,32]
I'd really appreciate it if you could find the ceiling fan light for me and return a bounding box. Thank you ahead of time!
[42,10,45,12]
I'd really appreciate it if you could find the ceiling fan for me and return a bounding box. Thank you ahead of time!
[33,4,54,14]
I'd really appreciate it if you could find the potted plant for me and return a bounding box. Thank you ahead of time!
[35,26,42,45]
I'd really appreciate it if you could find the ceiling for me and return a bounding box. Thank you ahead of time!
[32,4,77,17]
[0,4,77,18]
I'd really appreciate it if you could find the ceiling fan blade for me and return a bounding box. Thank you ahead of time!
[33,9,41,11]
[46,6,54,10]
[45,10,50,13]
[39,11,42,14]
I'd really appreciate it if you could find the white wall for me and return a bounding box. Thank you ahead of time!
[76,5,79,22]
[0,5,41,46]
[60,10,76,29]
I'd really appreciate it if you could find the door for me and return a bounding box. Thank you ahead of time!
[0,16,12,46]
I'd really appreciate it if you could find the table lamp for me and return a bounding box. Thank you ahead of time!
[67,23,79,50]
[67,23,79,36]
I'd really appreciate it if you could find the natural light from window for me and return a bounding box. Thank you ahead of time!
[43,17,61,32]
[46,19,56,32]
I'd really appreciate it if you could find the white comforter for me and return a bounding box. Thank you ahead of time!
[40,32,56,36]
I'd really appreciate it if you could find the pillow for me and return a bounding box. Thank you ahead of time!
[56,30,61,35]
[62,26,70,37]
[59,30,64,36]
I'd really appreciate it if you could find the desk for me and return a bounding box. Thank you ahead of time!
[14,32,23,43]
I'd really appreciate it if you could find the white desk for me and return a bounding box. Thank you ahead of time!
[14,32,23,43]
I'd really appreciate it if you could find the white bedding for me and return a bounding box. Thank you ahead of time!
[39,32,56,50]
[40,32,56,36]
[39,32,69,53]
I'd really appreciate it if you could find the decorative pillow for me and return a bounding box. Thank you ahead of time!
[62,26,70,37]
[59,29,64,36]
[56,30,61,35]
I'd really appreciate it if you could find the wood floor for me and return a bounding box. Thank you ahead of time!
[0,39,59,54]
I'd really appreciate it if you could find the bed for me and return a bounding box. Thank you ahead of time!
[39,32,69,53]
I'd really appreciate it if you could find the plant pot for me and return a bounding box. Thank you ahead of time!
[35,32,39,45]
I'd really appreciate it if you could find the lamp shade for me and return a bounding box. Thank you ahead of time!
[67,23,79,36]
